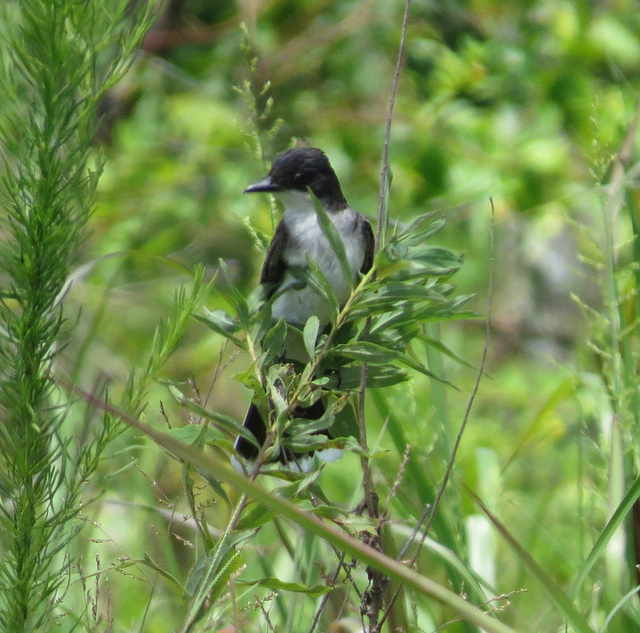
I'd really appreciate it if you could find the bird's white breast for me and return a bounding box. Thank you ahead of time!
[271,193,366,326]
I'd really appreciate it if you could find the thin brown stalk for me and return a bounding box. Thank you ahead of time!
[374,0,411,253]
[379,198,496,628]
[356,3,412,630]
[359,0,411,517]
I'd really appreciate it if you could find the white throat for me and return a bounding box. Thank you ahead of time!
[277,190,320,217]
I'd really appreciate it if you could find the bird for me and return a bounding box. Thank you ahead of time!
[234,147,374,469]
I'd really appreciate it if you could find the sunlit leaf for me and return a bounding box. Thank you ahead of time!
[303,314,320,359]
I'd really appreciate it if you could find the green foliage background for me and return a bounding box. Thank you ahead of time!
[3,0,640,631]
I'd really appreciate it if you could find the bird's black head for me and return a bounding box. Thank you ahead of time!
[245,147,347,209]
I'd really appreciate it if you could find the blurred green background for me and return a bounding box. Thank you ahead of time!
[59,0,640,630]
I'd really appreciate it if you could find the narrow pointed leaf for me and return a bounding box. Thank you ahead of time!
[237,577,332,596]
[310,189,354,287]
[303,315,320,359]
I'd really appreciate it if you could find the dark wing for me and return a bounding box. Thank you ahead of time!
[260,220,289,298]
[359,214,375,274]
[235,403,265,460]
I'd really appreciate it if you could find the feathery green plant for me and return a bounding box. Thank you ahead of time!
[0,0,155,630]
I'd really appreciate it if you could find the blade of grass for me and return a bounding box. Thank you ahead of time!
[570,472,640,599]
[467,486,596,633]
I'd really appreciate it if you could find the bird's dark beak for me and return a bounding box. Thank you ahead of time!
[244,176,281,194]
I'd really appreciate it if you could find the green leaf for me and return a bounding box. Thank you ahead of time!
[262,316,287,358]
[384,256,462,280]
[303,315,320,359]
[393,211,443,245]
[318,365,408,389]
[195,308,246,348]
[140,553,184,592]
[303,260,341,323]
[235,503,277,531]
[369,325,421,352]
[166,425,222,445]
[276,468,323,498]
[329,341,400,365]
[419,334,476,369]
[283,434,340,452]
[285,262,340,324]
[250,300,274,347]
[353,281,445,307]
[377,240,408,265]
[183,530,255,631]
[368,307,423,335]
[405,245,463,267]
[167,384,256,444]
[396,350,455,386]
[236,577,332,597]
[200,471,231,505]
[286,412,335,437]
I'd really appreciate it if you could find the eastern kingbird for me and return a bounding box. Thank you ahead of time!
[234,147,374,467]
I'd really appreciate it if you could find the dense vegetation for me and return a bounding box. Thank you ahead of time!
[1,0,640,631]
